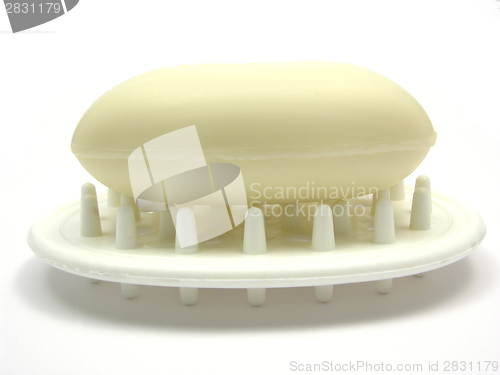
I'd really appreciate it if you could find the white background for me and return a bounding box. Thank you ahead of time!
[1,1,499,374]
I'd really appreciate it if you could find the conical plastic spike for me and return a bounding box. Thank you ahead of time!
[121,283,138,299]
[376,279,393,294]
[81,182,96,198]
[373,199,396,244]
[247,288,266,306]
[315,285,334,302]
[243,207,267,255]
[415,175,432,212]
[121,195,140,221]
[115,205,138,249]
[179,287,198,305]
[80,194,102,237]
[410,187,432,230]
[311,204,335,252]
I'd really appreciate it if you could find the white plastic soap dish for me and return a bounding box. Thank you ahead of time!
[27,176,486,306]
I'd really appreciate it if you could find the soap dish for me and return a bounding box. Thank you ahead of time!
[27,177,486,306]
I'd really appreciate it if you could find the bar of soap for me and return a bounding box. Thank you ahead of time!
[71,62,436,203]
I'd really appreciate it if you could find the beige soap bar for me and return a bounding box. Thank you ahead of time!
[71,62,436,203]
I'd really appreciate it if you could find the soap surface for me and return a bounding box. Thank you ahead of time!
[71,62,436,203]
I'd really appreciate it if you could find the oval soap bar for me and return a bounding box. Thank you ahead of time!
[71,62,436,203]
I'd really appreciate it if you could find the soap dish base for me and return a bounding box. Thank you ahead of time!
[27,187,486,306]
